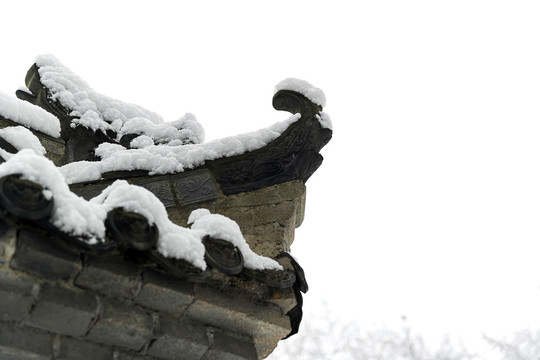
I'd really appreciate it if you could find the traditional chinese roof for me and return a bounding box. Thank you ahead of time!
[0,55,331,359]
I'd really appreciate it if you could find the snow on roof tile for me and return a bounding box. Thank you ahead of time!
[0,91,61,138]
[0,150,281,271]
[33,55,205,145]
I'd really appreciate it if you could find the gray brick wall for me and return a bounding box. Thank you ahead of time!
[0,226,294,359]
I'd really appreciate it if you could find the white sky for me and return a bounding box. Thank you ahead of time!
[2,1,540,356]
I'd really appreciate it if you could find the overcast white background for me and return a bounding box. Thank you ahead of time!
[2,1,540,357]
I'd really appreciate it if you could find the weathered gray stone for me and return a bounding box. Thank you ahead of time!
[242,222,293,258]
[293,192,306,228]
[75,255,141,299]
[114,350,160,360]
[265,287,298,315]
[218,202,297,230]
[187,284,290,359]
[203,330,258,360]
[55,335,113,360]
[10,230,81,281]
[135,269,194,314]
[39,135,66,167]
[216,180,305,208]
[217,202,297,258]
[0,271,36,322]
[0,226,16,266]
[0,117,66,167]
[147,317,208,360]
[27,283,98,337]
[86,299,154,351]
[204,269,270,304]
[0,322,53,359]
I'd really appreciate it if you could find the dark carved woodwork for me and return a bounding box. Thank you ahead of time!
[170,169,219,205]
[132,177,176,208]
[277,252,308,293]
[206,90,332,195]
[276,252,308,339]
[71,169,219,209]
[101,170,150,181]
[202,236,244,275]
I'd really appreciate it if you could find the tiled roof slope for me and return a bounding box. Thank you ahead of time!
[0,161,306,359]
[0,56,331,359]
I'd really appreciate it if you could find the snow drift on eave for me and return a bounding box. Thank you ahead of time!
[60,113,302,184]
[34,54,205,145]
[0,150,282,271]
[2,55,330,183]
[0,91,61,138]
[0,126,46,157]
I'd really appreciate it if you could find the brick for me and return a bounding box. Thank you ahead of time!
[242,222,292,258]
[114,350,160,360]
[215,180,305,208]
[265,287,298,315]
[218,202,297,229]
[202,330,258,360]
[75,254,141,299]
[27,283,98,337]
[0,272,37,322]
[135,269,194,314]
[55,336,113,360]
[186,284,290,357]
[0,224,16,265]
[10,230,81,281]
[147,317,208,360]
[0,322,52,359]
[87,299,154,351]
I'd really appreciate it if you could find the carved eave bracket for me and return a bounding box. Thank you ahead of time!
[206,90,332,195]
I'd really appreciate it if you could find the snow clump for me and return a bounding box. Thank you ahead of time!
[0,91,61,138]
[34,55,204,144]
[35,54,163,129]
[188,209,283,270]
[90,180,207,269]
[316,112,333,130]
[275,78,327,107]
[0,126,46,155]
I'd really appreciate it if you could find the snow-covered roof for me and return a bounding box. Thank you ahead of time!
[0,53,333,268]
[1,55,333,186]
[0,56,331,354]
[60,113,301,184]
[19,55,205,147]
[0,150,281,271]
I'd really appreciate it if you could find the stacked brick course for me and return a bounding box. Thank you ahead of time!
[0,225,294,359]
